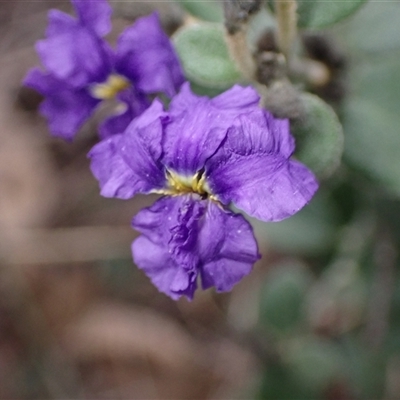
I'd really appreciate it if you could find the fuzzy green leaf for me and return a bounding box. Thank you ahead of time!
[175,0,223,22]
[173,23,241,88]
[291,93,344,179]
[343,54,400,196]
[333,1,400,54]
[268,0,368,29]
[298,0,368,29]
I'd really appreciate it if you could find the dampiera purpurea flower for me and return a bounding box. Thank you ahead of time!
[89,83,318,300]
[24,0,184,140]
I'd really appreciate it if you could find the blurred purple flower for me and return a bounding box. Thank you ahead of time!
[24,0,184,141]
[88,83,318,300]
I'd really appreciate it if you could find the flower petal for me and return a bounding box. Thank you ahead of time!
[98,88,150,139]
[206,110,318,221]
[132,196,204,300]
[24,68,99,140]
[168,83,260,114]
[88,134,138,198]
[198,202,260,292]
[162,83,260,175]
[37,24,111,87]
[98,109,135,140]
[72,0,112,37]
[115,13,184,97]
[210,84,260,113]
[132,195,205,252]
[88,100,167,198]
[132,237,197,300]
[163,104,227,175]
[46,9,77,36]
[132,195,259,299]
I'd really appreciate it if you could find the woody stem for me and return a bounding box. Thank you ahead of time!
[274,0,298,64]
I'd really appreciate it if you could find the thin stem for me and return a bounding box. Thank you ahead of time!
[223,0,262,81]
[225,29,256,81]
[274,0,298,63]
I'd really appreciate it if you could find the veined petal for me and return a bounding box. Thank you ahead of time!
[24,68,99,140]
[167,81,201,113]
[115,13,184,97]
[210,109,295,159]
[210,84,260,112]
[198,202,259,292]
[132,195,259,299]
[37,25,111,87]
[72,0,112,37]
[98,88,150,139]
[169,82,260,115]
[132,237,197,300]
[124,97,168,133]
[206,111,318,221]
[162,83,260,175]
[162,105,227,175]
[132,196,203,300]
[88,100,167,198]
[99,109,135,140]
[118,99,168,175]
[168,82,260,117]
[88,134,139,198]
[132,195,205,253]
[117,87,150,121]
[132,195,179,244]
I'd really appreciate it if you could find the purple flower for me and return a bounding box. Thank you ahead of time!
[24,0,184,141]
[88,83,318,300]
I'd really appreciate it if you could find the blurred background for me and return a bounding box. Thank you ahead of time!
[1,0,400,398]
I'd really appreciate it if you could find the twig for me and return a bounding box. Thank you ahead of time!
[223,0,262,81]
[274,0,298,64]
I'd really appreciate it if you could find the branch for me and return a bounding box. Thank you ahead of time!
[274,0,298,64]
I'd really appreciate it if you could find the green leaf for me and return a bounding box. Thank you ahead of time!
[291,93,344,179]
[298,0,368,29]
[268,0,368,29]
[174,0,223,22]
[188,81,225,97]
[344,99,400,196]
[173,23,241,88]
[343,54,400,196]
[259,263,312,335]
[333,1,400,54]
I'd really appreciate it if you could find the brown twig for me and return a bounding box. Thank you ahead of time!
[274,0,298,64]
[223,0,262,81]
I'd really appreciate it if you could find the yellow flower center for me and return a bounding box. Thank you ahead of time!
[157,170,217,201]
[90,74,130,100]
[166,170,207,195]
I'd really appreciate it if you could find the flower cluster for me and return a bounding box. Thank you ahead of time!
[26,0,318,300]
[24,0,183,140]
